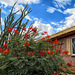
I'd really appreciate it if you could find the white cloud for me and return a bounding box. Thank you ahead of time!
[12,4,32,20]
[0,18,4,35]
[32,17,43,22]
[0,0,40,21]
[0,0,34,21]
[2,10,6,14]
[0,0,40,14]
[13,4,24,14]
[17,0,40,4]
[53,0,72,9]
[47,7,62,13]
[64,8,75,27]
[25,15,32,21]
[55,8,75,32]
[33,21,53,35]
[47,7,56,13]
[33,17,40,21]
[64,8,75,14]
[51,22,59,25]
[57,9,62,13]
[0,0,40,7]
[1,18,4,25]
[54,26,67,32]
[60,21,63,23]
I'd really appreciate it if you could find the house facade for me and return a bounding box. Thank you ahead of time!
[50,26,75,72]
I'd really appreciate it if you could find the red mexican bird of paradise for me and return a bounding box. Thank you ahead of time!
[24,42,29,47]
[7,27,13,32]
[13,29,19,34]
[24,33,30,38]
[22,27,26,31]
[0,47,4,53]
[3,44,8,48]
[50,50,53,55]
[63,50,69,55]
[67,62,72,67]
[3,49,10,54]
[32,28,37,32]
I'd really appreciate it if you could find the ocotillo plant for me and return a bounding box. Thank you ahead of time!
[0,2,32,47]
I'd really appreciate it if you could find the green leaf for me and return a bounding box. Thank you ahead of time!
[0,64,8,70]
[14,60,22,66]
[28,46,36,49]
[8,57,17,61]
[18,63,25,69]
[0,56,5,60]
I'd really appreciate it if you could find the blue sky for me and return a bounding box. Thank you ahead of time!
[0,0,75,35]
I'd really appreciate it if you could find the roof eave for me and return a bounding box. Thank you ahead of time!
[50,26,75,39]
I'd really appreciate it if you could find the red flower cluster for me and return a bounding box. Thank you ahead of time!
[32,28,37,32]
[53,72,59,75]
[28,51,35,55]
[24,42,29,47]
[53,39,60,44]
[63,51,69,55]
[13,29,19,34]
[41,33,44,35]
[7,40,11,43]
[44,31,47,34]
[0,47,4,53]
[41,37,45,40]
[41,31,47,35]
[48,50,53,54]
[3,44,8,48]
[0,47,10,55]
[47,38,50,42]
[67,62,72,67]
[48,51,50,54]
[56,48,62,53]
[50,50,53,55]
[51,45,55,48]
[29,27,32,29]
[3,49,10,54]
[43,50,47,55]
[29,27,37,32]
[45,44,48,46]
[22,27,26,31]
[46,35,50,38]
[39,50,47,56]
[24,33,30,38]
[7,27,13,32]
[40,50,53,56]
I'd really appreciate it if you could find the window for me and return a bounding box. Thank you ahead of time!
[71,37,75,54]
